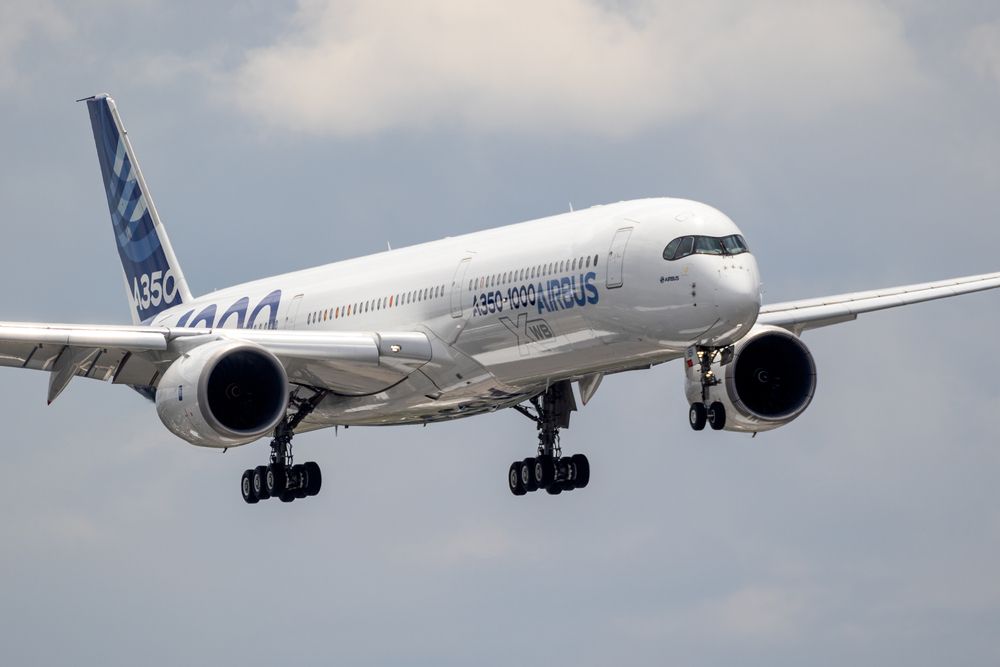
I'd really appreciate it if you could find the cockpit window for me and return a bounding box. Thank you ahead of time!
[662,237,682,260]
[722,234,749,254]
[694,236,725,255]
[675,236,695,260]
[663,234,750,261]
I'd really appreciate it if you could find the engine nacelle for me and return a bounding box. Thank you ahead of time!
[156,340,289,447]
[685,325,817,432]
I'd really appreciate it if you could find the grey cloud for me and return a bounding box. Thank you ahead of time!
[1,2,999,666]
[965,20,1000,86]
[225,0,924,137]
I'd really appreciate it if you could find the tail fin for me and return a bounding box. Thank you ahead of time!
[84,94,192,324]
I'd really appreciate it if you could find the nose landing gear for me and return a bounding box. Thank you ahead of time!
[688,346,731,432]
[508,380,590,496]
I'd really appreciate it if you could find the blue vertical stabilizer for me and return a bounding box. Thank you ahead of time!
[85,94,192,324]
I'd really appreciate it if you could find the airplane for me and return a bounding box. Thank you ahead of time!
[2,94,998,505]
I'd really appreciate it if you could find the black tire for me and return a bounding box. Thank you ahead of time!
[708,401,727,431]
[253,465,270,500]
[571,454,590,489]
[534,455,555,488]
[292,465,308,499]
[241,469,259,504]
[689,403,707,431]
[509,462,526,496]
[545,482,563,495]
[266,465,286,497]
[304,461,322,496]
[520,458,538,492]
[279,491,296,503]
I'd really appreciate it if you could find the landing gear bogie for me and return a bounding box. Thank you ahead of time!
[242,461,324,504]
[508,454,590,496]
[240,389,329,505]
[507,381,592,497]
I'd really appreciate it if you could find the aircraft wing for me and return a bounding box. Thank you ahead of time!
[757,271,1000,335]
[0,322,432,403]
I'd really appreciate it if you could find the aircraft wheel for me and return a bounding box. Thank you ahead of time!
[689,403,707,431]
[708,402,727,431]
[571,454,590,488]
[509,462,526,496]
[253,466,270,500]
[520,458,538,492]
[534,455,554,488]
[266,465,286,497]
[304,462,322,496]
[241,469,259,504]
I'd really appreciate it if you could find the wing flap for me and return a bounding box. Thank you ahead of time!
[0,321,433,400]
[0,322,169,351]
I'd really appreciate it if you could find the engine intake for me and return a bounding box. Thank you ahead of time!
[727,329,816,421]
[156,340,289,447]
[205,348,287,433]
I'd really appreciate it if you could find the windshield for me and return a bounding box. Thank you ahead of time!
[663,234,750,260]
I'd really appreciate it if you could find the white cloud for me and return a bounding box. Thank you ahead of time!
[226,0,923,137]
[965,21,1000,86]
[399,525,517,566]
[0,1,72,89]
[621,584,816,645]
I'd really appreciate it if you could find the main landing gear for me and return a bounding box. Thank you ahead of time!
[241,390,328,505]
[508,380,590,496]
[688,345,731,432]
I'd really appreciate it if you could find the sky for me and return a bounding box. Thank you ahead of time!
[1,1,1000,665]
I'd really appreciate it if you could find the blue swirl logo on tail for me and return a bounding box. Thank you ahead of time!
[86,95,184,323]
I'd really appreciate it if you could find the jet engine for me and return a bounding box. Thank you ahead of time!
[155,340,289,447]
[685,325,817,432]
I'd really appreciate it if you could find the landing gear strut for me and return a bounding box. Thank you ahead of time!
[688,345,731,431]
[508,380,590,496]
[241,389,328,504]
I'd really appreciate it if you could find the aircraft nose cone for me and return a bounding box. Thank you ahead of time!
[715,260,761,330]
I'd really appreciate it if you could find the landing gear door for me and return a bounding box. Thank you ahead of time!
[606,227,633,289]
[450,257,472,318]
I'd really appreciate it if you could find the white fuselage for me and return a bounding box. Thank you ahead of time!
[150,198,761,428]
